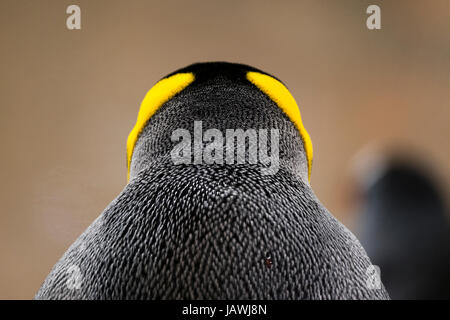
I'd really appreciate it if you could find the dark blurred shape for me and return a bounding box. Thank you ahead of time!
[355,153,450,299]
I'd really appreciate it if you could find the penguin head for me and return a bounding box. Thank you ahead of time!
[127,62,313,184]
[361,156,446,217]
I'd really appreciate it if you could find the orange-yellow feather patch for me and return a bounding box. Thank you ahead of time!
[246,71,313,181]
[127,72,195,181]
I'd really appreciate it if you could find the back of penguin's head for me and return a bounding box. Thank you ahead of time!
[127,62,313,184]
[361,155,446,218]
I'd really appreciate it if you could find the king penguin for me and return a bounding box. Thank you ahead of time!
[36,62,389,299]
[355,154,450,299]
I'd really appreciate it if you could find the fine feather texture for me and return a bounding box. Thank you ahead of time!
[36,62,389,299]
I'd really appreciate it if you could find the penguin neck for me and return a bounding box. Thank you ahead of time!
[128,83,310,184]
[129,120,310,185]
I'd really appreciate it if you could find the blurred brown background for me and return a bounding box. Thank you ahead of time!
[0,0,449,299]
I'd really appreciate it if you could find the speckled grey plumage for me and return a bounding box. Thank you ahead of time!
[35,62,389,300]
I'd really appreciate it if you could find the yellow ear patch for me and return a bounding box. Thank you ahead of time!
[127,72,195,181]
[246,71,313,181]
